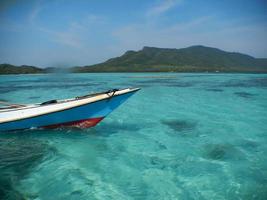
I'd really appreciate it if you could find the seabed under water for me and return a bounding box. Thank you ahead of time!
[0,73,267,199]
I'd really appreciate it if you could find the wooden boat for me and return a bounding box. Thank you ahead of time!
[0,88,139,131]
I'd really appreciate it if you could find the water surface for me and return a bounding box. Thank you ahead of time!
[0,73,267,199]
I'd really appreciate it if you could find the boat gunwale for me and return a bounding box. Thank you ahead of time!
[0,88,140,124]
[0,92,105,113]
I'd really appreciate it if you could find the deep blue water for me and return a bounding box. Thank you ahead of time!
[0,73,267,200]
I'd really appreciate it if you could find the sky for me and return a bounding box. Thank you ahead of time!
[0,0,266,67]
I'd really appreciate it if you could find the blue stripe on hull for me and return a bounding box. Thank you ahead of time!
[0,92,135,131]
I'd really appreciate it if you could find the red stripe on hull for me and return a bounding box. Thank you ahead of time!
[43,117,104,129]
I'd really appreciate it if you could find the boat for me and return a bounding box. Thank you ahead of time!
[0,88,140,131]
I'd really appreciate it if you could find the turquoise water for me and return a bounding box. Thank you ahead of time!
[0,73,267,199]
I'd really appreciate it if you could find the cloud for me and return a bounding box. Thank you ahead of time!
[29,5,41,24]
[146,0,182,17]
[28,0,43,24]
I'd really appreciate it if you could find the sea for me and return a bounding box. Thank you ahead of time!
[0,73,267,200]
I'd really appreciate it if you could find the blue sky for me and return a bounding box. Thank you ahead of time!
[0,0,266,67]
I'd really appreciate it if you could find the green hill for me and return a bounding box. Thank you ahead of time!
[73,45,267,73]
[0,64,44,74]
[1,46,267,74]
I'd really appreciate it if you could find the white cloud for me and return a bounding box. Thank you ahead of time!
[29,6,40,24]
[28,0,43,24]
[146,0,182,17]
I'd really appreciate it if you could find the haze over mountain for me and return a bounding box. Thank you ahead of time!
[1,45,267,74]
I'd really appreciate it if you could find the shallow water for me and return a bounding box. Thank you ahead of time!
[0,73,267,199]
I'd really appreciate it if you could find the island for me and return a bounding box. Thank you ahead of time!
[1,45,267,74]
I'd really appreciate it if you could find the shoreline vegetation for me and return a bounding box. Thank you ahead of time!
[1,45,267,74]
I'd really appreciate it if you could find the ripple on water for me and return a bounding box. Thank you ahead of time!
[221,77,267,88]
[94,121,142,136]
[0,82,100,94]
[1,73,266,199]
[233,184,267,200]
[28,96,40,100]
[205,88,224,92]
[132,79,195,88]
[136,79,175,84]
[234,91,256,99]
[238,139,260,151]
[0,99,8,102]
[166,82,194,88]
[0,87,14,94]
[0,136,55,199]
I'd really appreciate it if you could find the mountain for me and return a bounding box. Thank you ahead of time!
[0,64,44,74]
[72,45,267,73]
[1,46,267,74]
[0,64,70,74]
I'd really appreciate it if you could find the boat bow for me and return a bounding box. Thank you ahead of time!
[0,88,140,131]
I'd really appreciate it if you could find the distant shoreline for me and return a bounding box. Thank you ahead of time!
[1,71,267,75]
